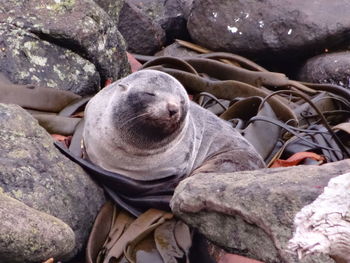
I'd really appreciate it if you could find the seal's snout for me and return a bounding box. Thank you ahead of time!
[167,102,179,118]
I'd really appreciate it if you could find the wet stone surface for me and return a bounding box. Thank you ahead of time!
[188,0,350,62]
[298,51,350,89]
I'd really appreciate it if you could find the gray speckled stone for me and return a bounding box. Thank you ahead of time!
[0,192,75,263]
[0,0,130,95]
[188,0,350,61]
[170,161,350,263]
[298,51,350,89]
[0,103,106,260]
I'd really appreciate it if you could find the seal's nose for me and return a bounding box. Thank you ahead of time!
[167,103,179,117]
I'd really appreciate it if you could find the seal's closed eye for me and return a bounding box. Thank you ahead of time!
[144,92,156,97]
[119,83,128,91]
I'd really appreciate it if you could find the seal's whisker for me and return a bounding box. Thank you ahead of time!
[119,113,150,129]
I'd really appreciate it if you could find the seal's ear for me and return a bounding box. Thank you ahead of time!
[118,83,128,92]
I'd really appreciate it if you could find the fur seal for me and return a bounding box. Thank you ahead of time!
[83,69,265,181]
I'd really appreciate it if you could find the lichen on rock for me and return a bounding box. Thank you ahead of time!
[0,0,130,95]
[0,23,100,96]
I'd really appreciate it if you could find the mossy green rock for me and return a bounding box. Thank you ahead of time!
[0,0,130,95]
[0,193,75,263]
[0,104,106,260]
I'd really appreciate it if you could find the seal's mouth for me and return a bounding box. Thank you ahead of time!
[147,117,180,134]
[120,103,187,149]
[138,106,184,139]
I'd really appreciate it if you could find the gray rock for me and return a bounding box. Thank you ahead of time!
[0,0,130,95]
[188,0,350,61]
[118,0,166,55]
[0,103,106,259]
[298,51,350,89]
[162,0,192,41]
[118,0,190,55]
[0,192,75,263]
[94,0,125,23]
[170,160,350,263]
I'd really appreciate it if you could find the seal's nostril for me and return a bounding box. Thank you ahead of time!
[169,109,178,117]
[167,103,179,117]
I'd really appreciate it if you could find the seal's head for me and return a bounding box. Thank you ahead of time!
[107,69,190,149]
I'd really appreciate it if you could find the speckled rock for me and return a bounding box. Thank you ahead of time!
[298,51,350,89]
[0,103,106,259]
[94,0,125,23]
[188,0,350,62]
[118,0,190,55]
[0,192,75,263]
[0,0,130,95]
[170,160,350,263]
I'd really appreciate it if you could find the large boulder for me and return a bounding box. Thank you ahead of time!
[170,160,350,263]
[118,0,191,55]
[0,103,106,260]
[297,51,350,89]
[187,0,350,62]
[0,0,130,96]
